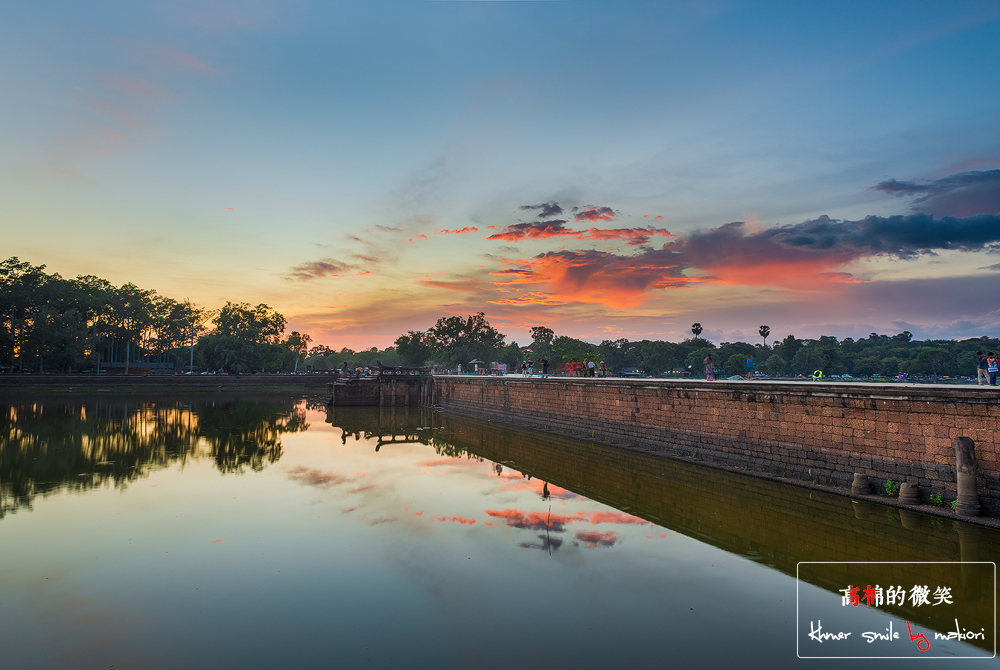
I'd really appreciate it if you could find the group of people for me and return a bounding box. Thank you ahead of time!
[566,359,604,377]
[518,358,607,377]
[520,358,549,376]
[976,352,999,385]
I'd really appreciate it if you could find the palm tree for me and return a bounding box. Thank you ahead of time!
[691,323,703,339]
[759,325,770,347]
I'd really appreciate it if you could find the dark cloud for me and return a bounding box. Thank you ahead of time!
[670,213,1000,266]
[488,220,672,246]
[287,466,350,487]
[485,509,576,532]
[489,212,1000,305]
[980,264,1000,271]
[283,258,356,281]
[518,534,563,551]
[573,205,619,222]
[519,202,563,218]
[487,219,575,242]
[769,213,1000,258]
[872,170,1000,217]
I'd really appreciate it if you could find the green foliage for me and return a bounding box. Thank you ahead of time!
[529,326,554,345]
[426,312,507,367]
[760,353,789,376]
[883,479,900,497]
[777,334,802,363]
[552,335,596,369]
[395,330,434,367]
[929,494,943,507]
[213,302,286,345]
[852,356,881,377]
[915,347,956,378]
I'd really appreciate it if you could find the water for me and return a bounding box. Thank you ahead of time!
[1,395,996,668]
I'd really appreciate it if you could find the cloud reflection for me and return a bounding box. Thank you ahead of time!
[574,531,620,548]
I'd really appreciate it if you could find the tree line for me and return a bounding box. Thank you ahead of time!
[0,258,312,374]
[307,317,998,381]
[4,256,996,379]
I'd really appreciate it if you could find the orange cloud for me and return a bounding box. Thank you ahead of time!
[574,531,620,548]
[579,226,674,246]
[487,220,672,246]
[435,227,479,235]
[586,511,648,525]
[486,508,578,532]
[433,516,477,525]
[488,249,688,308]
[419,279,485,293]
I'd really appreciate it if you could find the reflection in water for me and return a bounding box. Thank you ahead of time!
[327,406,1000,651]
[1,395,307,518]
[2,400,997,665]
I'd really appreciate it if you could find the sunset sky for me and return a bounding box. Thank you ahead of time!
[3,1,1000,349]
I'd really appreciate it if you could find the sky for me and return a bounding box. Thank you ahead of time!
[3,0,1000,350]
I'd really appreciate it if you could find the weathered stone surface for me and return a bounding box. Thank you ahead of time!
[433,377,1000,516]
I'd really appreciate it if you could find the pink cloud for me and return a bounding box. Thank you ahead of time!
[433,516,477,525]
[435,227,479,235]
[574,531,620,548]
[573,206,618,222]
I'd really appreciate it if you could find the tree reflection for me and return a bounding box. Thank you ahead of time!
[0,396,306,517]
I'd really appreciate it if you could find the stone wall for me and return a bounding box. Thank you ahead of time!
[432,377,1000,516]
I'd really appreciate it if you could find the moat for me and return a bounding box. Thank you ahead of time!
[1,394,996,668]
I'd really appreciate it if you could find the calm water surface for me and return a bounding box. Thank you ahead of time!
[1,395,997,669]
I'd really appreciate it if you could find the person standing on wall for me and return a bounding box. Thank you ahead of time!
[540,357,549,377]
[704,353,714,381]
[588,358,596,377]
[987,352,999,386]
[976,351,988,385]
[745,355,755,381]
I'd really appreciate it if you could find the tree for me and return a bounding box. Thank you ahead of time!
[199,302,287,373]
[776,334,802,363]
[761,353,788,376]
[915,348,955,380]
[176,300,211,372]
[691,323,703,339]
[395,331,433,367]
[759,325,770,347]
[286,331,312,372]
[852,356,881,378]
[880,356,902,377]
[529,326,554,345]
[213,302,286,345]
[426,312,507,366]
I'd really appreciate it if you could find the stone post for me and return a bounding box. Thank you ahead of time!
[898,481,920,505]
[851,473,870,495]
[954,436,981,517]
[957,522,985,603]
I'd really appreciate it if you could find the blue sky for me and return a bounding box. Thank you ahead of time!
[3,0,1000,348]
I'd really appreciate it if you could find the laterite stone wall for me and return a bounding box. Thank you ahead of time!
[432,377,1000,515]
